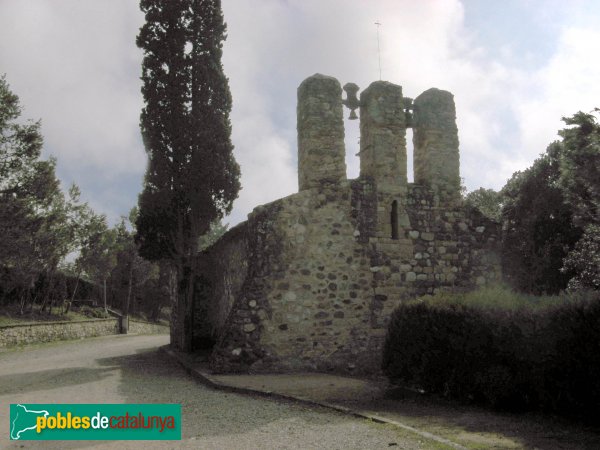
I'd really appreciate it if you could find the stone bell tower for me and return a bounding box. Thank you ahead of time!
[297,74,346,191]
[296,74,461,206]
[412,88,461,204]
[359,81,407,193]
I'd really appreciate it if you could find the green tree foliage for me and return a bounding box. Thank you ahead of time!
[77,216,118,312]
[0,75,93,311]
[198,220,228,251]
[62,200,110,313]
[135,0,240,349]
[501,143,582,294]
[562,224,600,291]
[111,209,163,319]
[465,187,502,222]
[500,110,600,293]
[0,76,53,202]
[558,110,600,227]
[0,75,57,290]
[0,75,166,318]
[35,185,88,312]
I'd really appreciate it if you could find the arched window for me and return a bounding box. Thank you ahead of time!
[391,200,399,240]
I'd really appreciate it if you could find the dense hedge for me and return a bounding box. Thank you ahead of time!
[382,288,600,422]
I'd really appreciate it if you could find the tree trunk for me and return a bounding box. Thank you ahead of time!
[40,270,55,313]
[167,265,177,346]
[39,279,49,313]
[103,278,107,313]
[19,290,27,315]
[125,260,133,317]
[64,270,81,314]
[176,261,186,351]
[183,256,197,353]
[28,281,37,313]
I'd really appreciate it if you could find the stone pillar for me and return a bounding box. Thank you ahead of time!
[413,88,460,203]
[297,74,346,191]
[359,81,407,191]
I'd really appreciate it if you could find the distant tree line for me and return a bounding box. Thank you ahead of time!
[466,109,600,294]
[0,75,173,320]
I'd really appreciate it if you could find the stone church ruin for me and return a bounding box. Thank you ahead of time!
[174,74,501,374]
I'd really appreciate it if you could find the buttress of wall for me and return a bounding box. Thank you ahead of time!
[193,223,249,346]
[208,201,289,373]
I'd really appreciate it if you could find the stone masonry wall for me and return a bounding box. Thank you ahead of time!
[197,182,500,374]
[128,319,169,335]
[0,319,119,348]
[246,184,373,372]
[365,184,501,354]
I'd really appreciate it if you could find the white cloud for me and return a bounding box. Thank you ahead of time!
[515,27,600,167]
[0,1,144,173]
[222,0,519,209]
[0,0,144,223]
[2,0,600,227]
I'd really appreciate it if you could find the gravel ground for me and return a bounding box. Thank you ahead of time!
[0,335,445,449]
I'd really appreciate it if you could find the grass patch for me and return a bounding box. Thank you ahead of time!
[410,284,598,310]
[370,390,600,450]
[0,303,110,326]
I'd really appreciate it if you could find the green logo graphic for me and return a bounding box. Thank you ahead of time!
[9,404,181,440]
[10,404,49,440]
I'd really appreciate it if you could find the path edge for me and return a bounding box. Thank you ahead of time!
[160,345,467,450]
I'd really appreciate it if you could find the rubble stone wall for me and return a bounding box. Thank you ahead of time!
[128,319,169,335]
[199,183,500,374]
[0,319,119,348]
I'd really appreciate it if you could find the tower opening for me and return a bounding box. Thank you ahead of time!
[391,200,399,240]
[344,113,360,179]
[406,128,414,183]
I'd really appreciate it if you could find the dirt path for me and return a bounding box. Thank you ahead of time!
[0,335,447,449]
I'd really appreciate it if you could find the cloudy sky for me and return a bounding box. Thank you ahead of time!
[1,0,600,227]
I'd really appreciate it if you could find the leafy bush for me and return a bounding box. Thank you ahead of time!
[79,305,109,319]
[382,287,600,421]
[540,294,600,417]
[562,224,600,291]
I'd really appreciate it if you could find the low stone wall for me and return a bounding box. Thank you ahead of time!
[0,319,119,348]
[128,319,169,335]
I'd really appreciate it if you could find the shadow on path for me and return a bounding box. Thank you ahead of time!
[0,367,117,395]
[340,387,600,450]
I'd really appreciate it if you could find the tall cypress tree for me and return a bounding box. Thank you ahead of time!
[135,0,240,351]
